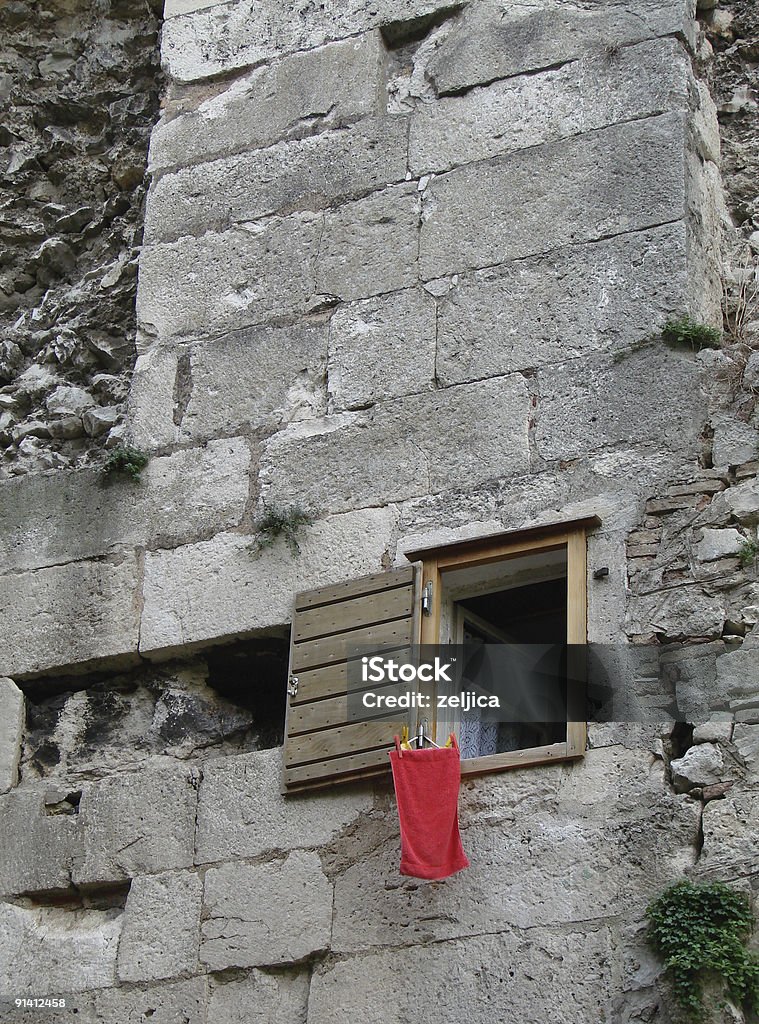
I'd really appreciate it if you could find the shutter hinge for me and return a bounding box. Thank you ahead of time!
[287,674,299,697]
[421,581,433,616]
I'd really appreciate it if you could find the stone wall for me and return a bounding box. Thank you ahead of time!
[1,0,758,1021]
[0,0,161,478]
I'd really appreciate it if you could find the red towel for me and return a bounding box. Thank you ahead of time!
[389,735,469,880]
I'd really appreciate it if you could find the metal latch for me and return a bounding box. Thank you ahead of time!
[421,581,433,616]
[287,674,299,697]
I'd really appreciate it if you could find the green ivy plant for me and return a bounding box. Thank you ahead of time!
[647,880,759,1020]
[252,502,315,556]
[738,538,759,569]
[662,315,722,352]
[103,445,149,482]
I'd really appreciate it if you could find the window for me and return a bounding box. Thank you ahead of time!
[281,517,598,793]
[407,519,596,778]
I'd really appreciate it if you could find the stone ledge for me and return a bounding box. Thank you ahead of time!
[0,554,141,679]
[0,438,252,572]
[139,508,398,656]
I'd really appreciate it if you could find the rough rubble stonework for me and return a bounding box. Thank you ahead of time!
[0,0,758,1022]
[0,0,161,478]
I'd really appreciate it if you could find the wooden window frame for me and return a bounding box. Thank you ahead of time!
[405,516,599,777]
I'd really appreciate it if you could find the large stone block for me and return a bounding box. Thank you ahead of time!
[419,113,686,280]
[0,787,82,896]
[195,747,372,864]
[0,438,251,572]
[436,224,689,385]
[426,0,695,96]
[670,743,729,792]
[73,762,197,885]
[725,478,759,522]
[261,376,530,514]
[328,288,436,410]
[535,347,705,463]
[715,647,759,700]
[314,185,420,302]
[0,554,141,678]
[734,725,759,782]
[711,413,758,468]
[95,978,207,1024]
[0,901,121,996]
[117,870,203,982]
[626,587,725,643]
[130,324,327,449]
[139,508,398,655]
[698,790,759,880]
[658,641,729,721]
[137,213,321,343]
[695,527,745,562]
[127,347,178,447]
[185,323,327,446]
[149,34,385,172]
[308,930,614,1024]
[0,678,23,794]
[162,0,454,81]
[200,851,332,969]
[411,38,689,175]
[208,969,310,1024]
[146,120,408,243]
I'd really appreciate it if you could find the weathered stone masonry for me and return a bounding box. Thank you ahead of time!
[0,0,162,477]
[1,0,758,1021]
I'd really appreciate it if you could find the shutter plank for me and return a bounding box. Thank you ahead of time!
[290,648,412,705]
[296,566,414,611]
[284,748,390,789]
[288,685,401,735]
[285,719,401,767]
[292,619,413,673]
[293,584,413,643]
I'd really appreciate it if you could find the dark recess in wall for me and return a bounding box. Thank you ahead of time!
[380,3,465,48]
[206,638,290,749]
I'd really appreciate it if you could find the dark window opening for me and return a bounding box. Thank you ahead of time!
[206,638,289,749]
[455,576,568,757]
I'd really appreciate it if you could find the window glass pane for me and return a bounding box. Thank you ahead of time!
[443,566,568,758]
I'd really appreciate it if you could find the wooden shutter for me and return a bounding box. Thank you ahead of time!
[282,564,421,793]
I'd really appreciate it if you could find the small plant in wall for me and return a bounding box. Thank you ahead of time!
[662,315,722,352]
[251,502,315,556]
[738,538,759,569]
[647,880,759,1021]
[103,445,149,482]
